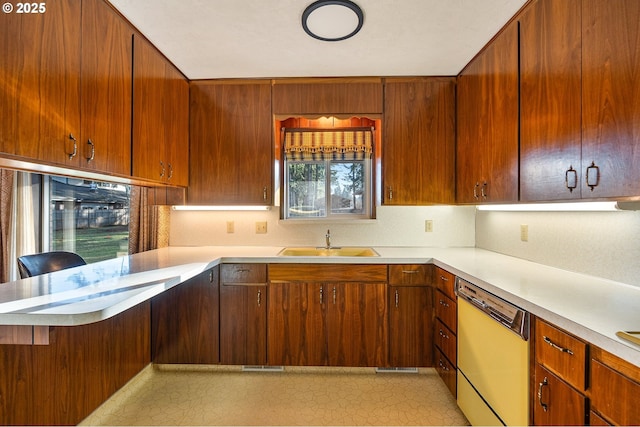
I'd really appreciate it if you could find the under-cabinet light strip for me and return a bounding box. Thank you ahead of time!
[172,205,271,211]
[476,202,626,212]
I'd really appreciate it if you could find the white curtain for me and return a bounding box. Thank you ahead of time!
[8,172,37,281]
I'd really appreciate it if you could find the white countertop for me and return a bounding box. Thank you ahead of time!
[1,245,638,367]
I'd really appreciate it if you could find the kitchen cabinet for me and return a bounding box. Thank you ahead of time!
[272,78,383,116]
[151,268,219,364]
[456,21,519,204]
[219,264,267,365]
[0,0,133,175]
[433,267,457,396]
[268,264,387,367]
[382,78,455,205]
[581,0,640,199]
[388,264,433,367]
[533,318,588,425]
[519,0,582,201]
[189,81,272,204]
[132,35,189,185]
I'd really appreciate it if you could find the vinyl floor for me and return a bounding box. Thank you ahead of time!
[80,364,469,426]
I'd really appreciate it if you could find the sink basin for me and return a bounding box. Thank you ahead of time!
[278,247,379,257]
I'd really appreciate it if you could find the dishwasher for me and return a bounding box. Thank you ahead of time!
[456,278,530,426]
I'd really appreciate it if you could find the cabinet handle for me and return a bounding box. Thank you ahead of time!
[402,270,418,275]
[538,376,549,412]
[395,289,399,308]
[209,270,214,283]
[438,359,449,371]
[586,161,600,191]
[439,299,449,308]
[388,186,393,200]
[320,286,324,305]
[67,133,78,159]
[332,286,337,305]
[543,336,574,355]
[440,275,449,282]
[86,139,95,163]
[439,329,449,339]
[481,181,488,199]
[159,161,166,178]
[565,166,577,192]
[257,289,262,307]
[263,186,268,201]
[167,163,173,180]
[473,182,480,200]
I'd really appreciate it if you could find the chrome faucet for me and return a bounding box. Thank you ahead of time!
[325,229,331,249]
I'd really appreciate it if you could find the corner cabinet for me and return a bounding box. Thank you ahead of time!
[456,20,519,204]
[267,264,388,367]
[383,78,456,205]
[388,264,433,367]
[132,35,189,186]
[189,81,273,205]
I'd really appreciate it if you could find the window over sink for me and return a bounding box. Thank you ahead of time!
[282,126,373,220]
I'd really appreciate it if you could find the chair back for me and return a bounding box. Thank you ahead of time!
[17,251,87,279]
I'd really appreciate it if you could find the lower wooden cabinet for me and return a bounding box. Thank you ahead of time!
[435,347,456,396]
[534,364,587,426]
[151,267,220,364]
[388,285,433,367]
[433,266,457,397]
[267,264,388,367]
[219,264,267,365]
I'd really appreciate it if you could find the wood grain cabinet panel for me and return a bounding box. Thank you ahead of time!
[389,285,433,367]
[519,0,582,202]
[388,264,431,286]
[189,81,272,204]
[456,21,519,204]
[533,364,587,426]
[590,351,640,425]
[581,0,640,199]
[383,77,455,205]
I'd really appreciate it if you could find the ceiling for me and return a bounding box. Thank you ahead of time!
[107,0,527,81]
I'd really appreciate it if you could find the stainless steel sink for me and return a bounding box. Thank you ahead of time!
[278,247,379,257]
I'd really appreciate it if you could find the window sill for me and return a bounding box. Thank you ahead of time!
[279,218,378,225]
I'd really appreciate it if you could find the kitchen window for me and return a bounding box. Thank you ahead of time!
[283,127,373,220]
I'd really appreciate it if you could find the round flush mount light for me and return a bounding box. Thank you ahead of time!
[302,0,364,42]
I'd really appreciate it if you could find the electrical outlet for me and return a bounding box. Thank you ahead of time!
[425,220,434,232]
[226,221,234,233]
[520,224,529,242]
[255,221,267,234]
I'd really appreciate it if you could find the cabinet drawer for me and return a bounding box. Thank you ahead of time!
[434,267,456,300]
[221,263,267,283]
[435,347,456,397]
[388,264,430,285]
[590,359,640,426]
[435,289,457,333]
[268,264,387,282]
[535,318,587,391]
[435,318,456,365]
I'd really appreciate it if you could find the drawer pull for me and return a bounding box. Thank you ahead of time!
[234,268,251,273]
[538,376,549,412]
[438,299,449,307]
[543,336,574,355]
[439,329,449,339]
[402,270,419,274]
[320,286,324,305]
[257,289,262,307]
[440,275,449,282]
[395,289,399,308]
[438,360,449,371]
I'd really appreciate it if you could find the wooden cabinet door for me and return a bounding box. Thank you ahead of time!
[582,0,640,199]
[163,62,189,186]
[383,78,455,205]
[519,0,582,202]
[151,268,219,364]
[133,35,167,182]
[326,282,387,367]
[189,81,272,205]
[389,286,433,367]
[267,281,328,366]
[0,0,81,165]
[534,364,587,426]
[220,284,267,365]
[80,0,132,175]
[457,21,519,204]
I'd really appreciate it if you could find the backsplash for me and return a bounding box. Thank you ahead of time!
[170,205,476,248]
[476,209,640,288]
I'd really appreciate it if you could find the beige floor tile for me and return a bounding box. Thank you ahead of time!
[81,365,469,426]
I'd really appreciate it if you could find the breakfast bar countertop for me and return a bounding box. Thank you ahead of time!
[0,245,638,368]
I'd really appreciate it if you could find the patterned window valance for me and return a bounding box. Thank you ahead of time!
[283,127,374,161]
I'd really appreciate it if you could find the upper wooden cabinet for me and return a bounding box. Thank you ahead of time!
[0,0,133,175]
[383,77,455,205]
[272,78,383,116]
[581,0,640,199]
[189,80,272,205]
[519,0,582,202]
[132,35,189,186]
[456,21,519,204]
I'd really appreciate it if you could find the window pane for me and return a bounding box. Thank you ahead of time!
[49,177,130,263]
[287,162,326,217]
[330,162,365,214]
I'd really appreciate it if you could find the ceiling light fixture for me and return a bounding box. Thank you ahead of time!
[302,0,364,42]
